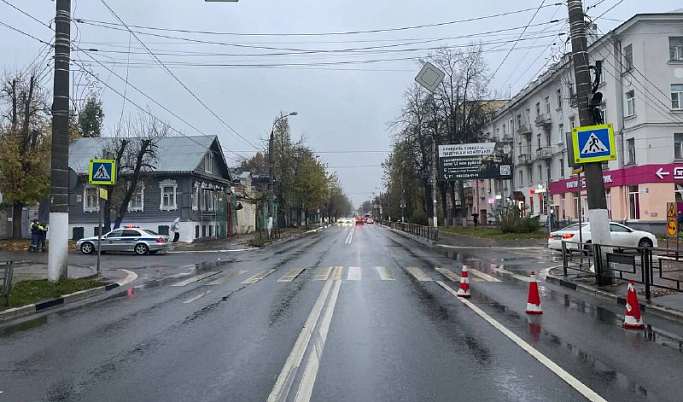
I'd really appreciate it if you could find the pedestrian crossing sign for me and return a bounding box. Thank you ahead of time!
[88,159,116,185]
[572,123,616,164]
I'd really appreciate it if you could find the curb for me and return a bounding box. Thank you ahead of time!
[545,274,683,324]
[0,269,138,323]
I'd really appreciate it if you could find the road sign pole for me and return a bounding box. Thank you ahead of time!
[567,0,612,285]
[97,189,103,275]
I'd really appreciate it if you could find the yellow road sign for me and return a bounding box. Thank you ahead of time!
[99,188,108,200]
[667,202,677,219]
[89,159,116,186]
[667,219,678,237]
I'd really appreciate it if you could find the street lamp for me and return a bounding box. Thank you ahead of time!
[269,111,297,236]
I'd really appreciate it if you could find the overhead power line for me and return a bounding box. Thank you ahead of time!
[76,4,563,37]
[98,0,260,150]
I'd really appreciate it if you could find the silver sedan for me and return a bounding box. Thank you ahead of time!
[77,227,170,255]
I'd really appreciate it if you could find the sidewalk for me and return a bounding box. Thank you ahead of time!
[0,251,125,283]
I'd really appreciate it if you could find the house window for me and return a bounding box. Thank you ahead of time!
[509,118,514,134]
[84,186,99,213]
[537,165,543,183]
[560,159,565,177]
[128,185,144,212]
[625,90,635,116]
[535,102,541,116]
[559,123,564,140]
[205,152,213,174]
[670,37,683,61]
[545,96,550,115]
[623,44,633,70]
[557,89,562,109]
[628,185,640,220]
[516,114,522,131]
[503,124,506,136]
[519,170,524,185]
[675,133,683,160]
[627,138,635,164]
[159,179,178,211]
[568,84,575,99]
[672,84,683,110]
[191,182,199,211]
[195,225,200,239]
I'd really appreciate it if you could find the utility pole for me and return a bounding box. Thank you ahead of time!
[567,0,612,282]
[48,0,71,282]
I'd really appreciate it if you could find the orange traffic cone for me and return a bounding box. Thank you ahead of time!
[457,263,471,298]
[526,272,543,314]
[623,280,644,329]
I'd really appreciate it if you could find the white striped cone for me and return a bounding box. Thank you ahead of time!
[623,281,645,329]
[457,264,471,298]
[525,272,543,314]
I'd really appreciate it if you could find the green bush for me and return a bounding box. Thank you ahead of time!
[410,208,428,225]
[497,205,541,233]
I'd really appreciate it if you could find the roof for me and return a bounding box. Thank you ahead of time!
[69,135,223,175]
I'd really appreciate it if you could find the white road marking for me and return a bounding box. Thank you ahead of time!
[436,281,607,402]
[242,269,276,284]
[267,280,335,402]
[314,267,332,281]
[347,266,361,281]
[205,270,246,286]
[278,268,306,282]
[170,271,220,287]
[182,290,214,304]
[469,268,502,283]
[407,267,432,282]
[435,267,460,282]
[344,227,355,244]
[331,266,343,281]
[117,269,138,286]
[376,266,395,281]
[294,279,342,402]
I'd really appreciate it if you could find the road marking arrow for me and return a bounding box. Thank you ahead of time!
[656,167,670,180]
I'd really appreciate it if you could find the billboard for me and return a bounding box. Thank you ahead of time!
[438,142,512,181]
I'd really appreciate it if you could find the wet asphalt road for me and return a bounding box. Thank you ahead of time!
[1,225,683,402]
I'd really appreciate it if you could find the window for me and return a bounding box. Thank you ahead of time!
[535,102,541,116]
[509,118,514,133]
[203,188,215,211]
[570,116,576,129]
[610,223,630,233]
[519,170,524,185]
[672,84,683,109]
[205,152,213,174]
[557,89,562,109]
[568,84,575,99]
[191,182,199,211]
[122,230,140,237]
[545,96,550,115]
[627,138,635,164]
[195,225,200,239]
[628,185,640,220]
[538,165,543,183]
[560,158,565,177]
[623,44,633,70]
[503,124,506,136]
[159,179,178,211]
[559,123,564,140]
[670,37,683,61]
[128,185,144,212]
[626,90,635,116]
[675,133,683,160]
[537,135,541,149]
[516,114,522,131]
[599,102,607,124]
[84,186,99,213]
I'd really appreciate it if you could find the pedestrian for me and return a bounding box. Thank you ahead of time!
[28,219,40,252]
[38,221,48,252]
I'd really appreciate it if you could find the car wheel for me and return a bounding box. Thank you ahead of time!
[134,243,149,255]
[638,238,653,248]
[80,242,94,254]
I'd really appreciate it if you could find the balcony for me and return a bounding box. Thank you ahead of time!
[517,154,531,165]
[501,134,513,142]
[534,114,552,128]
[517,122,532,137]
[535,146,553,160]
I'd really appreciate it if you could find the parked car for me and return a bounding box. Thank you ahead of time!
[548,222,657,252]
[77,227,170,255]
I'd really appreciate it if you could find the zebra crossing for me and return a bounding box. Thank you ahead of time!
[170,265,502,288]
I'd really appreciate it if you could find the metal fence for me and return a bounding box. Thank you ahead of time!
[1,260,15,307]
[386,222,438,241]
[560,241,683,301]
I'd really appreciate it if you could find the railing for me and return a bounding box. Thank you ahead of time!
[535,146,553,159]
[517,123,532,135]
[387,222,439,241]
[535,114,552,127]
[1,260,15,307]
[517,154,531,165]
[560,241,683,301]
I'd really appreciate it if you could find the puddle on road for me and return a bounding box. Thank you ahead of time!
[0,314,48,337]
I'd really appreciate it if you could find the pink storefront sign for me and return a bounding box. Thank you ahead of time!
[550,164,683,195]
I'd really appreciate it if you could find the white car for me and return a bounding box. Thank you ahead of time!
[548,222,657,252]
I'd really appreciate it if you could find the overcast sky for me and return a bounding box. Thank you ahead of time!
[1,0,681,208]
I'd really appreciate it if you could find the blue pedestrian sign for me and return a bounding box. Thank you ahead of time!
[88,159,116,186]
[571,123,616,164]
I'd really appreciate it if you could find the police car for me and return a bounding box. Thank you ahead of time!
[77,226,170,255]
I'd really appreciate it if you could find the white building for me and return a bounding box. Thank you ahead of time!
[478,12,683,232]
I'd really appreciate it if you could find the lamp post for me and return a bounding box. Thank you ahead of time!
[269,112,297,237]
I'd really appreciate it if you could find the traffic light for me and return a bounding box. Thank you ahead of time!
[589,91,603,125]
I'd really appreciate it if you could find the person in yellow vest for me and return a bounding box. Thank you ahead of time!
[38,221,48,252]
[29,219,40,252]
